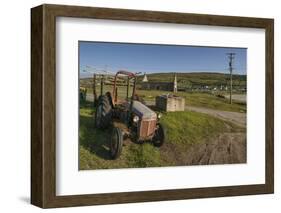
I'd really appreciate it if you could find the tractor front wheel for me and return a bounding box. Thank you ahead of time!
[110,127,123,159]
[152,123,165,147]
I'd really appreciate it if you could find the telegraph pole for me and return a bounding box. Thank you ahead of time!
[173,73,178,93]
[227,53,235,104]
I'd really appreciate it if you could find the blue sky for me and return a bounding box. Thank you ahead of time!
[79,41,246,77]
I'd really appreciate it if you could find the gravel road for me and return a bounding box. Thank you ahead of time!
[185,106,246,127]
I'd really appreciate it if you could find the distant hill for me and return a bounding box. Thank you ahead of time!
[80,72,246,89]
[138,72,246,88]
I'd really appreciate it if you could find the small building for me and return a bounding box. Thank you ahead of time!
[141,73,178,92]
[156,94,185,112]
[141,82,174,91]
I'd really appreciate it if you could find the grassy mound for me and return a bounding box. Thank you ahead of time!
[160,111,239,145]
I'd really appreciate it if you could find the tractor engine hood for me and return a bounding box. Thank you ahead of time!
[132,101,157,120]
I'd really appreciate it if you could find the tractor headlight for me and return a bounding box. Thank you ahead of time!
[133,115,139,123]
[157,113,162,119]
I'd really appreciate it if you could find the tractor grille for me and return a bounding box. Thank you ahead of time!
[139,119,157,139]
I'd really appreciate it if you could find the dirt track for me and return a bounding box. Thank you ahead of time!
[185,106,246,127]
[184,133,246,165]
[182,106,246,164]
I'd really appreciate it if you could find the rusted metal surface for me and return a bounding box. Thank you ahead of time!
[112,70,136,106]
[139,119,157,139]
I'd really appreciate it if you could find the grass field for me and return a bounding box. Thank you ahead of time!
[137,90,246,113]
[81,85,246,113]
[79,72,246,169]
[79,100,244,170]
[80,72,246,113]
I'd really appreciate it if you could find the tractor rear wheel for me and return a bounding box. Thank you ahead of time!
[152,123,165,147]
[110,127,123,159]
[95,95,112,129]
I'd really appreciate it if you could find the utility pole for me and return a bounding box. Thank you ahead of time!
[173,73,178,93]
[227,53,235,104]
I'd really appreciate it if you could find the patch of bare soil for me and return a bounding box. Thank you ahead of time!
[185,132,246,165]
[161,132,246,166]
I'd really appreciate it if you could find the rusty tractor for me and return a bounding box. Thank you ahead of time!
[94,70,165,159]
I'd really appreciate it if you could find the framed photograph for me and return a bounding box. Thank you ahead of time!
[31,4,274,208]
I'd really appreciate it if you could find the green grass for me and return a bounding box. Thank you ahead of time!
[79,101,167,169]
[79,101,244,170]
[183,92,246,112]
[84,86,246,113]
[80,74,246,113]
[126,143,163,168]
[137,90,246,113]
[161,111,242,145]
